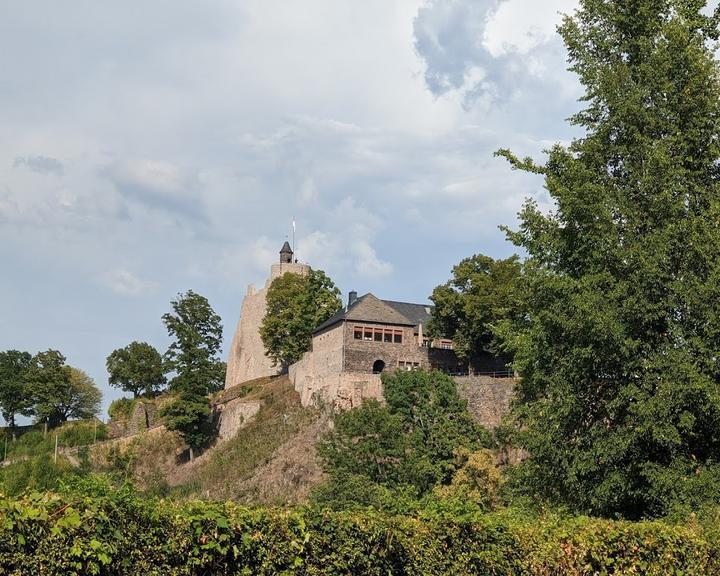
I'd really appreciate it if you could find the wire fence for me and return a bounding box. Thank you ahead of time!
[0,417,109,464]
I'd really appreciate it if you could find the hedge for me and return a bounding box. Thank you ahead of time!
[0,488,717,575]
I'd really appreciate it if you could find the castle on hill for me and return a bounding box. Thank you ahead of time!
[225,242,504,409]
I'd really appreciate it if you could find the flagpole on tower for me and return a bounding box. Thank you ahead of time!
[292,217,296,262]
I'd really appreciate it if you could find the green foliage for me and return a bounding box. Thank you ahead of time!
[66,368,102,421]
[159,391,212,454]
[25,351,102,427]
[108,397,136,421]
[161,290,224,451]
[0,486,718,574]
[497,0,720,518]
[106,341,166,398]
[0,420,105,496]
[0,350,32,428]
[0,454,77,496]
[260,269,342,368]
[428,254,522,366]
[163,290,224,395]
[315,370,492,510]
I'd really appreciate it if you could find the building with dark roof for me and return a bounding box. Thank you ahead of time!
[290,290,466,407]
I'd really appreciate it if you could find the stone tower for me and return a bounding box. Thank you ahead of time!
[224,242,311,389]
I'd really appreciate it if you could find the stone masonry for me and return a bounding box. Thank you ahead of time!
[225,256,310,389]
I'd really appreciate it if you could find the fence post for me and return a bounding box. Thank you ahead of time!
[54,434,58,465]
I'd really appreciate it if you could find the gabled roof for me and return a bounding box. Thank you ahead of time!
[280,241,293,254]
[314,293,432,334]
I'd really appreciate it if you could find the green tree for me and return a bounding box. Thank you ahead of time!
[428,254,522,368]
[159,290,224,457]
[260,269,342,368]
[0,350,32,430]
[315,370,492,509]
[106,341,166,398]
[498,0,720,518]
[317,400,408,486]
[26,351,102,427]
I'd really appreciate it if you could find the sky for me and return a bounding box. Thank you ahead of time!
[0,0,582,417]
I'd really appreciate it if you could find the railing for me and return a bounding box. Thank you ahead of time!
[448,370,515,378]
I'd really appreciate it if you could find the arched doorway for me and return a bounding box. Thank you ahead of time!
[372,359,386,374]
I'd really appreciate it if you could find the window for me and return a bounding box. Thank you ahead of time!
[353,325,404,344]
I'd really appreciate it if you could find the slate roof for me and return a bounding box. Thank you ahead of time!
[280,241,293,254]
[383,300,433,326]
[314,293,433,334]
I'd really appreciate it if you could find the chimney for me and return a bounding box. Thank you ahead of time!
[348,291,357,307]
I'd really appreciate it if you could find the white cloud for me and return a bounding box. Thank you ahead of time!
[0,0,582,414]
[99,269,158,296]
[351,240,393,277]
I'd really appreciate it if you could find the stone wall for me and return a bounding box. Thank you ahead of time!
[217,397,262,440]
[109,401,159,438]
[290,324,384,407]
[225,262,310,389]
[453,375,517,429]
[343,323,430,373]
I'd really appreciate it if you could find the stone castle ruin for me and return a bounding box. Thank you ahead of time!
[225,242,513,422]
[225,242,310,388]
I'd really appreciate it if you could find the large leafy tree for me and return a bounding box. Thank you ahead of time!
[106,341,167,398]
[25,351,102,427]
[316,370,492,509]
[499,0,720,518]
[260,269,342,368]
[0,350,33,429]
[159,290,224,457]
[428,254,522,368]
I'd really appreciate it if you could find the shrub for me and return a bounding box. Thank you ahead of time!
[108,398,136,422]
[0,486,718,575]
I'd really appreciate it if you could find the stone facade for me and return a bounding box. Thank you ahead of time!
[453,375,516,429]
[226,247,510,413]
[290,294,471,407]
[342,322,428,373]
[225,253,310,389]
[217,397,262,440]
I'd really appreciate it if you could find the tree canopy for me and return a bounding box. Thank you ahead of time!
[315,370,492,510]
[106,341,166,398]
[498,0,720,518]
[160,290,224,455]
[25,351,101,427]
[0,350,32,428]
[428,254,522,368]
[260,269,342,368]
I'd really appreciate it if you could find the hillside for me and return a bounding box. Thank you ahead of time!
[90,375,332,503]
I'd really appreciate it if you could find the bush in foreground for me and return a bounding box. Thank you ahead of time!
[0,479,718,575]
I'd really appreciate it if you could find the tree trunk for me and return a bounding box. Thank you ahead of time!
[189,446,194,461]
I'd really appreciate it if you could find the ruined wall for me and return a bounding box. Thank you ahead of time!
[453,375,517,429]
[225,262,310,389]
[217,397,262,440]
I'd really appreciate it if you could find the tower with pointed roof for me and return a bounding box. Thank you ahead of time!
[280,241,293,264]
[224,241,311,389]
